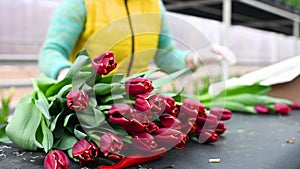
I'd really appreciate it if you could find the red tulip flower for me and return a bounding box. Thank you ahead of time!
[274,103,291,115]
[154,128,185,149]
[209,107,232,121]
[291,101,300,109]
[182,98,206,116]
[92,51,117,75]
[177,105,198,134]
[174,134,189,149]
[215,121,227,135]
[108,104,134,125]
[100,132,124,161]
[72,139,99,166]
[179,104,198,121]
[196,129,219,144]
[122,119,146,133]
[158,95,178,116]
[254,104,269,114]
[145,121,159,134]
[125,78,154,97]
[135,93,166,116]
[158,114,181,130]
[108,104,147,132]
[196,114,218,129]
[66,89,89,111]
[44,150,70,169]
[132,132,158,152]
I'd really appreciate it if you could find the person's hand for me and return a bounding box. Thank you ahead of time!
[57,68,70,81]
[187,44,236,70]
[210,44,236,65]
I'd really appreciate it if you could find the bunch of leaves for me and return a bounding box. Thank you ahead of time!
[197,82,294,114]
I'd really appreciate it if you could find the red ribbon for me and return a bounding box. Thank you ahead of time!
[97,148,167,169]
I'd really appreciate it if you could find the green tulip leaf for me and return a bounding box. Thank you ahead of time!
[94,83,123,95]
[0,88,14,124]
[50,112,62,131]
[53,132,78,150]
[98,105,112,112]
[156,87,185,102]
[6,92,43,151]
[51,113,66,139]
[121,68,160,83]
[152,68,189,89]
[0,125,12,144]
[98,94,124,104]
[65,55,91,79]
[36,73,57,94]
[99,74,124,84]
[57,85,73,99]
[64,114,76,127]
[76,107,106,130]
[94,108,106,126]
[203,100,257,114]
[225,94,292,106]
[74,125,87,140]
[142,68,161,78]
[46,79,71,98]
[216,83,271,98]
[41,117,54,152]
[35,97,51,121]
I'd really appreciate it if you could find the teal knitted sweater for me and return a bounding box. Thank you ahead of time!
[39,0,190,79]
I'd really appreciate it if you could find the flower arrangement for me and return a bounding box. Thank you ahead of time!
[0,51,232,169]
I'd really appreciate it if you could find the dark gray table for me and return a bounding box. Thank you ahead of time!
[1,111,300,169]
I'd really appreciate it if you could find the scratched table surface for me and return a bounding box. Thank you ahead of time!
[0,111,300,169]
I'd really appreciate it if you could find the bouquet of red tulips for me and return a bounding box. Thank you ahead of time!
[0,51,232,169]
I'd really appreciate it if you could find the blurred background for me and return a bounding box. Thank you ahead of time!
[1,0,300,106]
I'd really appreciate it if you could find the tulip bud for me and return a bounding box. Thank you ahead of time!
[66,89,89,111]
[92,51,117,75]
[145,121,159,134]
[174,134,189,149]
[177,105,198,134]
[108,104,133,125]
[274,103,291,115]
[169,105,179,118]
[108,104,149,133]
[132,133,158,152]
[179,105,198,121]
[158,95,177,115]
[183,98,206,116]
[133,110,149,124]
[125,78,154,97]
[209,107,232,121]
[72,139,99,166]
[196,114,218,129]
[254,104,269,114]
[196,129,219,144]
[44,150,70,169]
[291,101,300,109]
[158,114,181,130]
[122,119,146,133]
[154,128,184,149]
[135,93,165,115]
[100,132,124,160]
[215,121,227,135]
[181,117,197,134]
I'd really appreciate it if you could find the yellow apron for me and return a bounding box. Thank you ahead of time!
[71,0,161,76]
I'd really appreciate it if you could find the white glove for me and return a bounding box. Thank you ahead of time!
[192,44,237,67]
[57,68,70,81]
